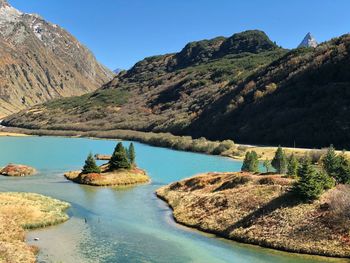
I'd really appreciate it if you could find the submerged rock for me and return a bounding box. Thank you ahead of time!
[0,164,37,177]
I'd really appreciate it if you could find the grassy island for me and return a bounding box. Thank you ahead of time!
[157,146,350,258]
[0,192,70,262]
[65,142,150,187]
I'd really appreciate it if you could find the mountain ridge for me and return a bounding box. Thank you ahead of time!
[4,30,350,148]
[0,1,113,117]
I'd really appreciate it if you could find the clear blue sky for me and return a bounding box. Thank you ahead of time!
[9,0,350,70]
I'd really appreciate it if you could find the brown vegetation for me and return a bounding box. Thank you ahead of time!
[0,164,37,177]
[157,172,350,257]
[0,193,70,262]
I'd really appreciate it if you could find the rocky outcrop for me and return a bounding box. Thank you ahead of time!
[157,172,350,258]
[0,164,36,176]
[298,32,318,48]
[0,0,113,117]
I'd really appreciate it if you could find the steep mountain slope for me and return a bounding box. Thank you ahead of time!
[0,0,112,117]
[188,34,350,148]
[3,30,286,132]
[5,31,350,148]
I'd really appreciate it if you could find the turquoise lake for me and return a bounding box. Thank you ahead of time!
[0,136,345,263]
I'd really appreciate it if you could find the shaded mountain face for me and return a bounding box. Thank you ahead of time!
[0,0,113,117]
[5,31,350,148]
[188,34,350,148]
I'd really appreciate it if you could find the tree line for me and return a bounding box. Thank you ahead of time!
[241,145,350,200]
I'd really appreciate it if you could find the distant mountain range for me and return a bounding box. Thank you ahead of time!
[4,29,350,148]
[0,0,112,117]
[113,68,124,74]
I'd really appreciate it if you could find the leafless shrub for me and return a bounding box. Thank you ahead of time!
[325,185,350,231]
[308,149,326,164]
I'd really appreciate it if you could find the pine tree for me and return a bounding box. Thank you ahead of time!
[287,154,299,178]
[82,153,101,174]
[322,145,339,178]
[263,159,271,173]
[293,158,324,201]
[109,142,131,170]
[128,143,136,166]
[241,152,251,172]
[271,146,287,174]
[241,151,259,173]
[334,153,350,184]
[316,170,335,190]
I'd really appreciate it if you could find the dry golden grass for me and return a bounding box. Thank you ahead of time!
[0,193,70,262]
[0,131,28,137]
[65,168,150,187]
[228,145,350,161]
[157,172,350,258]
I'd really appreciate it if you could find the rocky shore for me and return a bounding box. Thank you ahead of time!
[156,172,350,258]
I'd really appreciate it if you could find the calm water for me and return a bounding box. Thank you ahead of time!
[0,136,346,263]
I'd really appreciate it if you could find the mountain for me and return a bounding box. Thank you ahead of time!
[298,32,318,48]
[4,30,350,148]
[113,68,123,74]
[3,30,286,130]
[0,0,113,117]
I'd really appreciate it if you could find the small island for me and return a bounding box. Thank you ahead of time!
[0,164,37,177]
[65,142,150,186]
[157,146,350,258]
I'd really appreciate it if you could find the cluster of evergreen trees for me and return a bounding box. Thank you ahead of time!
[81,142,136,174]
[241,145,350,201]
[109,142,135,170]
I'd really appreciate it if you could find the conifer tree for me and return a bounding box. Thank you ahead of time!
[263,159,271,173]
[287,154,299,178]
[334,152,350,184]
[322,145,339,178]
[82,153,101,174]
[271,146,287,174]
[241,151,259,173]
[241,152,251,172]
[128,143,136,166]
[293,158,323,201]
[109,142,131,170]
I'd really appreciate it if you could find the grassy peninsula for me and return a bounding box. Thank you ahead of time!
[0,193,70,262]
[65,142,150,187]
[157,146,350,258]
[157,172,350,258]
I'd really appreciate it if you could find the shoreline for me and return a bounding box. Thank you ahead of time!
[0,192,70,262]
[156,172,350,259]
[156,195,349,262]
[2,126,349,162]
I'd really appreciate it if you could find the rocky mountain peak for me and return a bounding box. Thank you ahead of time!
[0,0,9,7]
[0,1,113,117]
[298,32,318,48]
